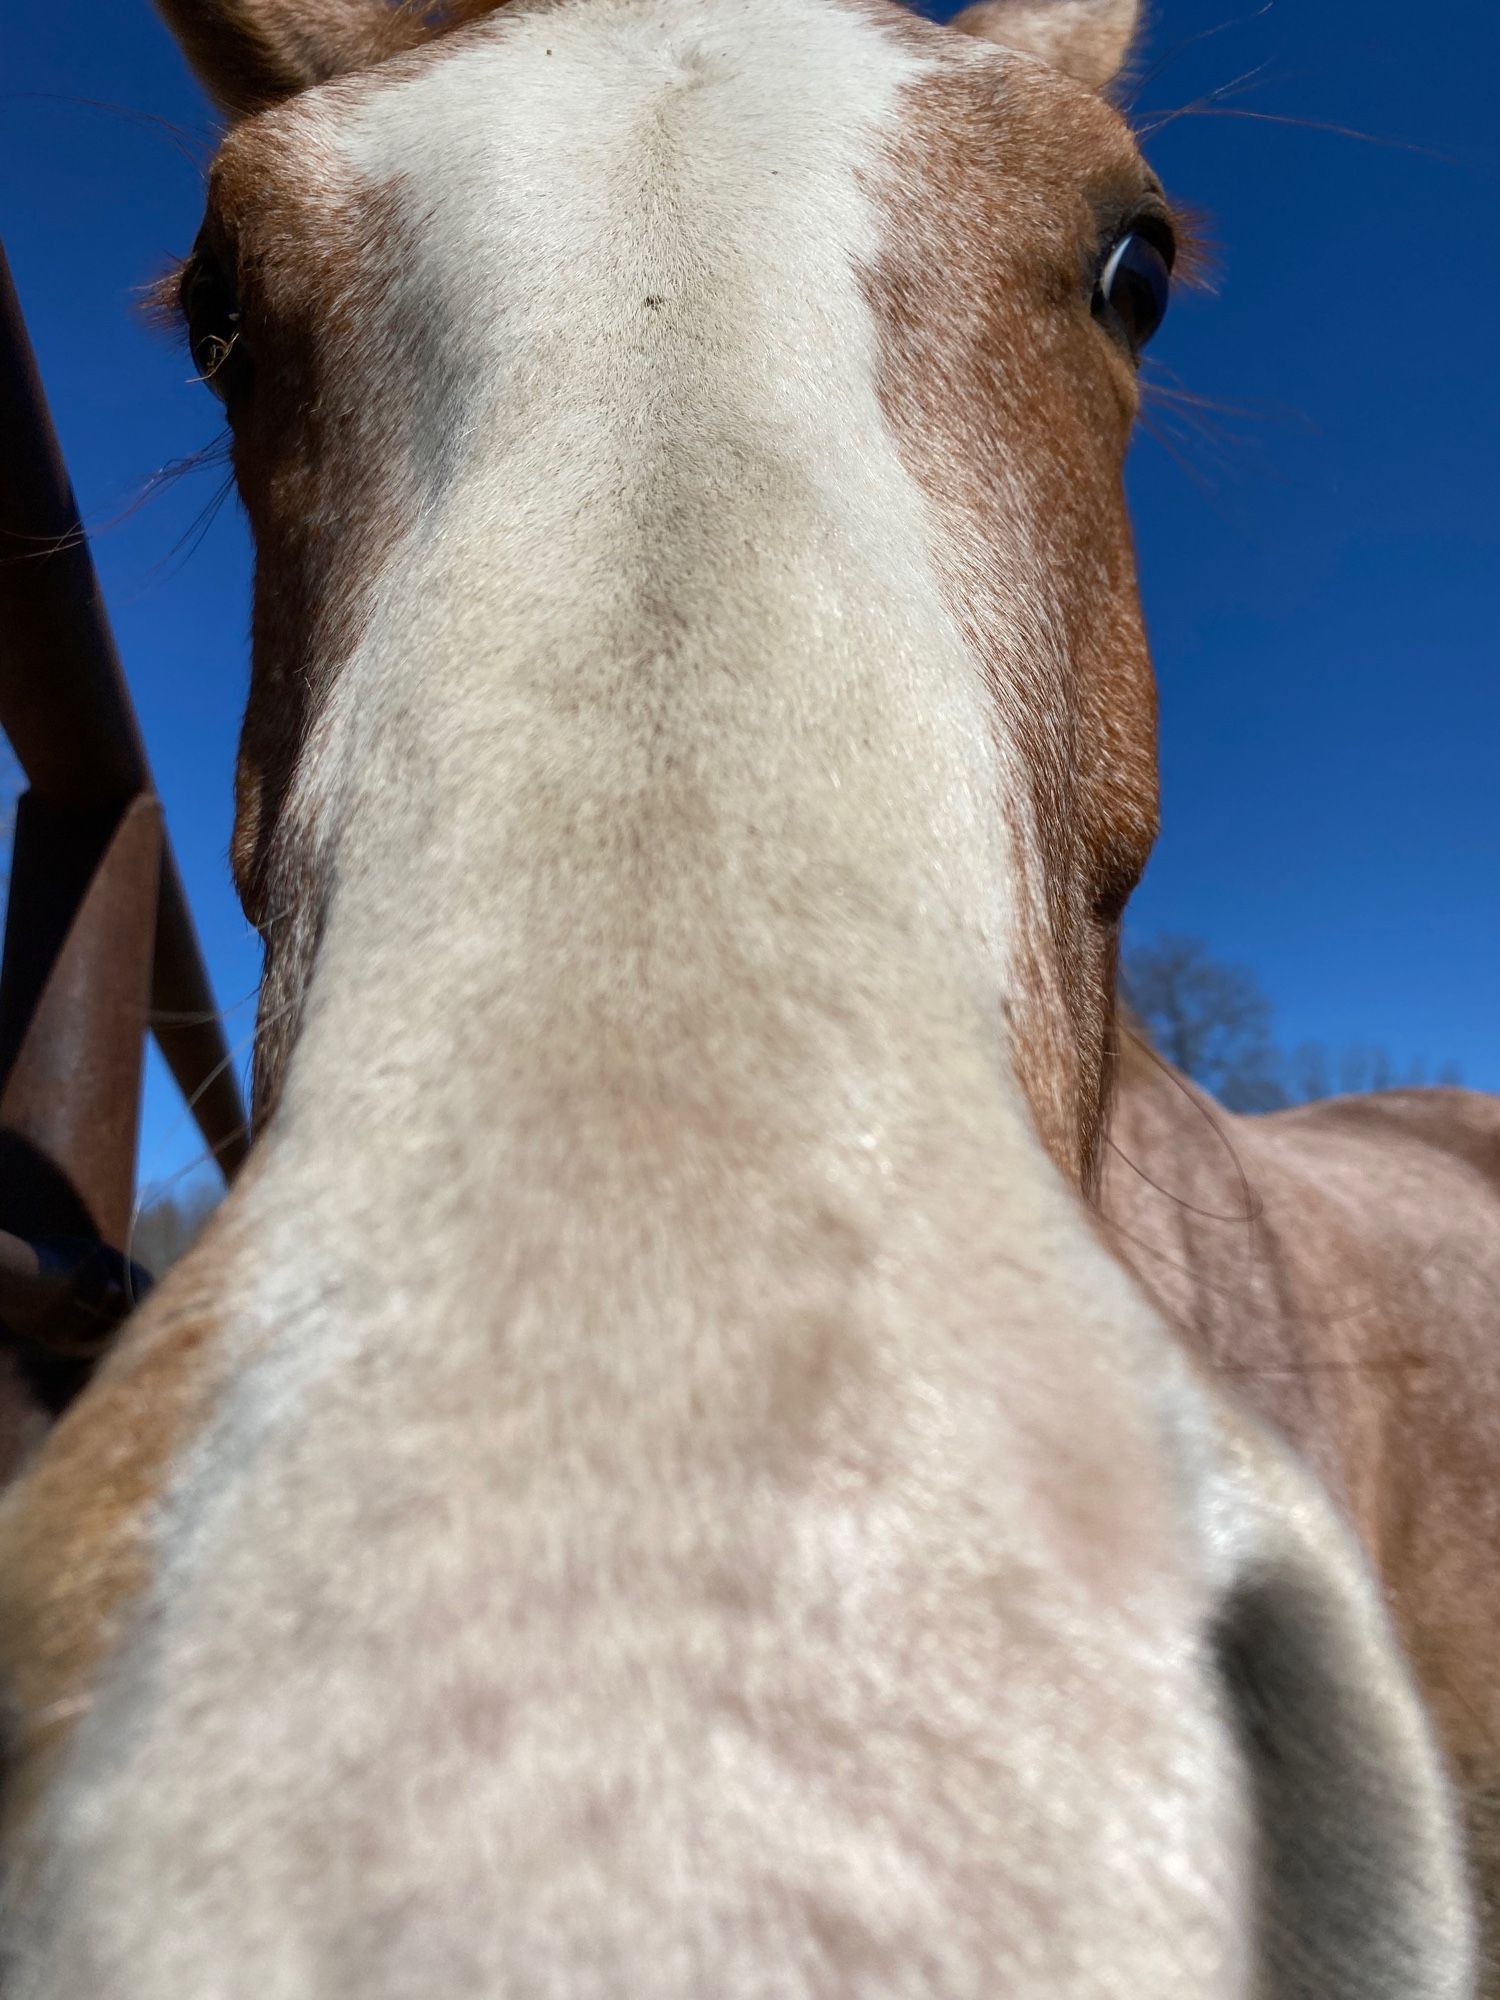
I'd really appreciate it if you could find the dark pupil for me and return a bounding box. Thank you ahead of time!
[1099,233,1171,352]
[182,255,244,397]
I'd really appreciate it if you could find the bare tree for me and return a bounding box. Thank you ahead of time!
[131,1180,221,1281]
[1121,933,1288,1111]
[1339,1045,1376,1094]
[1123,933,1464,1110]
[1286,1040,1333,1105]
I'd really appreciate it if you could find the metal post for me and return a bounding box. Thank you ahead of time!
[0,793,164,1244]
[0,239,248,1390]
[0,240,248,1179]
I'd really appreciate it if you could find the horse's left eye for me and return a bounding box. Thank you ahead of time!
[1093,230,1174,355]
[180,249,249,405]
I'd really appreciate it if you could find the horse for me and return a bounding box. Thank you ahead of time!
[0,0,1484,1992]
[1104,1037,1500,1978]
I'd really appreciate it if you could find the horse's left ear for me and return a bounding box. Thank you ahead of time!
[152,0,426,119]
[948,0,1141,92]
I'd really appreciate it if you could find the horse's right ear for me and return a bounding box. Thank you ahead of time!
[1188,1393,1475,1997]
[152,0,424,118]
[948,0,1141,93]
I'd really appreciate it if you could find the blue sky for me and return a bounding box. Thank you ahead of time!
[4,0,1497,1200]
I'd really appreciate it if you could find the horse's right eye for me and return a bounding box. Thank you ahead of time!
[180,249,249,404]
[1092,226,1175,357]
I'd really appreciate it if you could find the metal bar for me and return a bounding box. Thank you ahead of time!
[0,239,249,1178]
[0,794,162,1374]
[0,1228,148,1361]
[0,792,164,1246]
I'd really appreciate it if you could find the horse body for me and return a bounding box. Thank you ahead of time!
[1106,1050,1500,1967]
[0,0,1483,1992]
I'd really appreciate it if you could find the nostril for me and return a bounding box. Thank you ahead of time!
[1212,1586,1284,1770]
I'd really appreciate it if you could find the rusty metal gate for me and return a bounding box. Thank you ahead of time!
[0,241,249,1403]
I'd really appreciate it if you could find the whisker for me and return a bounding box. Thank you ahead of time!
[1214,1355,1434,1379]
[140,469,239,588]
[1098,1207,1387,1337]
[149,983,263,1030]
[1123,2,1277,112]
[1111,1024,1263,1229]
[1135,57,1277,141]
[1142,361,1309,430]
[1139,102,1450,159]
[1137,405,1228,499]
[0,437,232,570]
[96,439,234,542]
[0,91,212,172]
[1142,398,1242,473]
[125,1000,298,1295]
[1103,1135,1260,1225]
